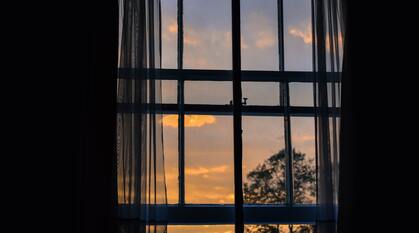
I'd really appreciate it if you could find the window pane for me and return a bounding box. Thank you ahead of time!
[242,82,280,106]
[161,0,178,68]
[291,117,316,204]
[185,115,233,204]
[289,82,314,106]
[162,114,179,204]
[284,0,312,71]
[245,225,315,233]
[241,0,279,70]
[185,81,232,105]
[168,225,234,233]
[162,80,177,104]
[184,0,231,69]
[166,225,314,233]
[243,116,286,204]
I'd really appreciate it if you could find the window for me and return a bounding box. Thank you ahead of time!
[119,0,340,230]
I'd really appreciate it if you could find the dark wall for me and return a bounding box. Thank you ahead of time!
[77,0,118,232]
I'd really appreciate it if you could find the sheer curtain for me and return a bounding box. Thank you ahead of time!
[116,0,167,230]
[312,0,345,232]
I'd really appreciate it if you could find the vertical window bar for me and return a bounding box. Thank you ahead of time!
[278,0,294,206]
[232,0,244,232]
[282,82,293,206]
[177,0,185,206]
[311,0,319,206]
[277,0,284,72]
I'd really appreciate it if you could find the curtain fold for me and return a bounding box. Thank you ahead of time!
[116,0,167,229]
[312,0,345,232]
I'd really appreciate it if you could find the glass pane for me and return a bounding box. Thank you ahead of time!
[161,0,178,68]
[162,80,177,104]
[184,0,232,69]
[241,0,279,71]
[245,225,315,233]
[185,81,232,105]
[284,0,313,71]
[289,82,314,106]
[291,117,316,204]
[185,115,234,204]
[165,225,314,233]
[120,224,314,233]
[168,225,234,233]
[242,82,280,106]
[162,114,179,204]
[243,116,286,204]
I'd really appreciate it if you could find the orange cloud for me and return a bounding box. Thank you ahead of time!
[184,33,200,46]
[185,165,228,176]
[167,21,177,33]
[288,25,313,45]
[255,31,275,49]
[162,115,216,128]
[289,24,344,51]
[183,57,212,68]
[293,134,315,143]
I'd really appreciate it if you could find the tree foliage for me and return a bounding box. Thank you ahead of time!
[243,149,316,233]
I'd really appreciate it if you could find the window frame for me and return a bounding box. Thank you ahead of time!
[116,0,340,225]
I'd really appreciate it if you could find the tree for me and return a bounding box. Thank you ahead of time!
[243,149,316,233]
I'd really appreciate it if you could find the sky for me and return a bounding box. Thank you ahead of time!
[118,0,317,231]
[167,224,313,233]
[160,0,316,208]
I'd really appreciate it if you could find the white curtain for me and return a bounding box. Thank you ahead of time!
[312,0,345,232]
[116,0,167,230]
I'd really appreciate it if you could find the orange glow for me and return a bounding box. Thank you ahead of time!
[167,21,177,33]
[255,31,275,48]
[184,33,200,46]
[185,165,228,176]
[162,115,216,128]
[288,26,313,45]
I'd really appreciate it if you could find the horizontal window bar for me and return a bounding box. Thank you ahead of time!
[117,204,317,224]
[117,103,340,117]
[117,68,340,82]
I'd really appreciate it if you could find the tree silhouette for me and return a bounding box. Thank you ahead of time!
[243,149,316,233]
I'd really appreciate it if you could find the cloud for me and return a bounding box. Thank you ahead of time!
[184,33,200,46]
[255,31,276,49]
[183,57,211,68]
[288,23,344,51]
[167,21,177,33]
[185,190,234,204]
[293,134,315,143]
[185,165,228,176]
[162,115,216,128]
[162,20,177,42]
[288,25,313,45]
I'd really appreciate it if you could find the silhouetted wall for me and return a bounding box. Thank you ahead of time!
[77,0,118,232]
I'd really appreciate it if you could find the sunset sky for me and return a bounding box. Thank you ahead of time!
[160,0,315,207]
[167,224,313,233]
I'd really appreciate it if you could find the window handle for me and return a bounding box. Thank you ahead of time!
[228,97,248,106]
